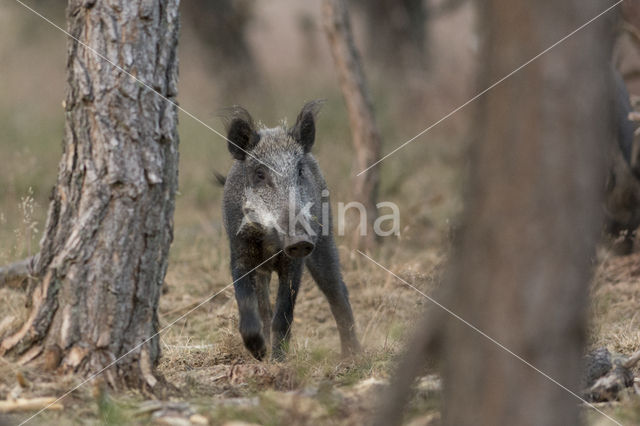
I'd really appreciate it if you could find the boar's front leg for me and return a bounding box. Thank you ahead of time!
[272,258,303,361]
[305,236,361,357]
[232,265,267,360]
[255,271,273,347]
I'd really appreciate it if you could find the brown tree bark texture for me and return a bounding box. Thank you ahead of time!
[375,1,613,425]
[322,0,381,248]
[0,0,180,389]
[622,0,640,29]
[443,1,612,425]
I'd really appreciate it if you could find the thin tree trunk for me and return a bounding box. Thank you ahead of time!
[376,1,613,424]
[0,0,180,390]
[356,0,429,72]
[181,0,261,102]
[322,0,381,249]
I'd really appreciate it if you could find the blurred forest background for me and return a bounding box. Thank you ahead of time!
[0,0,475,263]
[0,1,638,425]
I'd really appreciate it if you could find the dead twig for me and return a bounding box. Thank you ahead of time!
[0,397,62,413]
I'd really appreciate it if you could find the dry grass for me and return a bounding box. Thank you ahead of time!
[590,249,640,358]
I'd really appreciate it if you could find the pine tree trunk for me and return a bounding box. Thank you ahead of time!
[375,1,613,424]
[0,0,180,390]
[322,0,381,249]
[443,1,612,424]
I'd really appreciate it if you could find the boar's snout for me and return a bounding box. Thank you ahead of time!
[284,235,315,258]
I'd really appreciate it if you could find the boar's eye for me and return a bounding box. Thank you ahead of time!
[298,164,304,178]
[254,167,266,182]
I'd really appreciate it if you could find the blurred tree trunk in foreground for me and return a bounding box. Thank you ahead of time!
[376,0,613,424]
[622,0,640,27]
[0,0,180,390]
[442,1,611,423]
[322,0,381,249]
[181,0,260,101]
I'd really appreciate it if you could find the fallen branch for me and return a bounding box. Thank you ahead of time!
[583,347,640,402]
[586,365,634,402]
[0,397,62,413]
[0,256,34,289]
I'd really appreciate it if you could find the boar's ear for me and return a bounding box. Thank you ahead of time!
[222,106,259,161]
[290,100,325,153]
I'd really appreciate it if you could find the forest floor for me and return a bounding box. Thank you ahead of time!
[0,213,446,426]
[2,200,640,426]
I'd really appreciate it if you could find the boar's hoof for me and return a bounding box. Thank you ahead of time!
[242,332,267,360]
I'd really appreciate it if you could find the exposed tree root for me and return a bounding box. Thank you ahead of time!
[0,270,56,356]
[0,256,35,290]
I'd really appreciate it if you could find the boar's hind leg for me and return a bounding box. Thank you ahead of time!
[272,259,303,361]
[305,237,361,357]
[233,268,267,360]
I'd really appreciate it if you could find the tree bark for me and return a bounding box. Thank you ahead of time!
[376,1,613,424]
[622,0,640,29]
[322,0,381,249]
[444,1,611,424]
[0,0,180,390]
